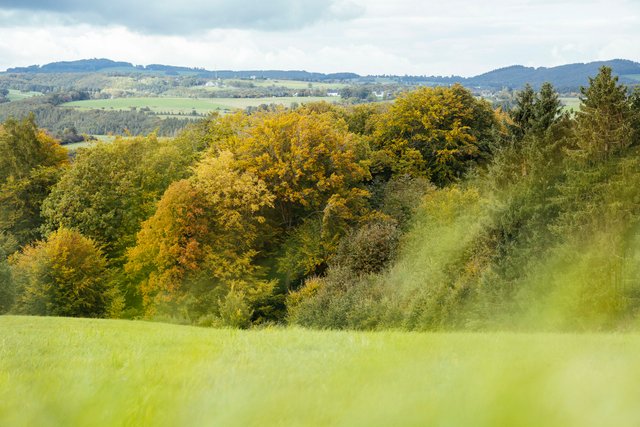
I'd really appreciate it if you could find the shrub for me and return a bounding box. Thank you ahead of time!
[10,228,116,317]
[333,219,401,275]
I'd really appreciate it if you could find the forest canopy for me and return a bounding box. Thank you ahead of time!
[1,67,639,331]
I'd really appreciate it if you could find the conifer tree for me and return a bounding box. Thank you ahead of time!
[573,66,633,162]
[509,84,536,140]
[531,82,562,137]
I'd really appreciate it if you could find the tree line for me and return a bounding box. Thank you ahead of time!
[1,67,639,330]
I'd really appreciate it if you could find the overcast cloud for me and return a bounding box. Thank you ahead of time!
[0,0,638,76]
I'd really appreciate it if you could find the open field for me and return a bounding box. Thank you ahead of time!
[63,135,116,151]
[560,96,581,111]
[2,316,640,427]
[223,79,349,90]
[62,96,336,115]
[6,89,42,101]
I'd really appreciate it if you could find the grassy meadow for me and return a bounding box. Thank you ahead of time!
[2,316,640,427]
[560,96,581,111]
[6,89,42,101]
[62,96,335,115]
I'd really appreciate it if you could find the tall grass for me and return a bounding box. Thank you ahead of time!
[2,316,640,426]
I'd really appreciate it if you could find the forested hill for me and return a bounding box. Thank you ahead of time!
[4,58,640,90]
[457,59,640,90]
[5,59,359,81]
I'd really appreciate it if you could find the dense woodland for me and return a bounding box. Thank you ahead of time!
[1,66,639,330]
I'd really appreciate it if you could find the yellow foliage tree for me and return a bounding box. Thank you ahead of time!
[372,84,497,186]
[126,152,275,319]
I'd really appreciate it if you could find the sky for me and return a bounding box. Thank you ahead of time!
[0,0,638,76]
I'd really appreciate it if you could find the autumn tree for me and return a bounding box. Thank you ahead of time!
[210,108,371,229]
[0,116,68,246]
[10,228,116,317]
[126,152,275,321]
[42,135,194,261]
[372,84,498,186]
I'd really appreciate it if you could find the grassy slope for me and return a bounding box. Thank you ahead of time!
[62,96,334,115]
[2,317,640,427]
[6,89,42,101]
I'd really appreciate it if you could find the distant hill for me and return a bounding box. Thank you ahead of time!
[5,58,360,81]
[461,59,640,90]
[409,59,640,91]
[4,58,640,90]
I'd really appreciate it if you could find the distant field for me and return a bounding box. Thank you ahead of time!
[2,316,640,427]
[63,135,116,151]
[6,89,42,101]
[560,97,581,111]
[623,74,640,82]
[62,96,336,115]
[224,79,349,90]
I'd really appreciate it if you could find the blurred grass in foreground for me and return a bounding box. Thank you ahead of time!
[1,316,639,427]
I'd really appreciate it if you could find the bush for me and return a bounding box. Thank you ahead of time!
[333,219,401,275]
[10,228,116,317]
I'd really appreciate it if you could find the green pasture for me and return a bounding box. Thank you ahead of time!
[62,96,335,115]
[560,97,581,111]
[2,316,640,427]
[224,79,349,90]
[6,89,42,101]
[62,135,116,151]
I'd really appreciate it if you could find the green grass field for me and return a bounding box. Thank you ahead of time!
[224,79,348,90]
[560,97,581,111]
[62,135,116,151]
[2,316,640,427]
[62,96,335,116]
[6,89,42,101]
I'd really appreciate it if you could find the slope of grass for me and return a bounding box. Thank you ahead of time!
[62,96,335,115]
[6,89,42,101]
[2,316,640,426]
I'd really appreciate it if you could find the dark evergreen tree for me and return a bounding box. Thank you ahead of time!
[531,82,562,137]
[573,66,633,163]
[509,84,536,140]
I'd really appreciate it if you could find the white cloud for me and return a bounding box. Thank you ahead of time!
[0,0,638,75]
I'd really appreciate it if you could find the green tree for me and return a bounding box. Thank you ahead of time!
[42,135,193,261]
[531,82,563,137]
[0,233,18,313]
[509,84,536,139]
[573,66,634,162]
[10,228,115,317]
[373,84,498,185]
[509,83,562,141]
[0,115,67,182]
[0,116,68,246]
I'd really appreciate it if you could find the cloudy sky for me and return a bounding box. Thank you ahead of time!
[0,0,638,76]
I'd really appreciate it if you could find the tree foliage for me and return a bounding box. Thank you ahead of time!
[42,135,195,260]
[0,116,68,246]
[372,84,498,185]
[10,228,115,317]
[126,153,275,320]
[572,66,634,162]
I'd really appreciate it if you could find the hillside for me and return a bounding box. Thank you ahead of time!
[4,58,640,90]
[5,58,360,81]
[2,316,640,427]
